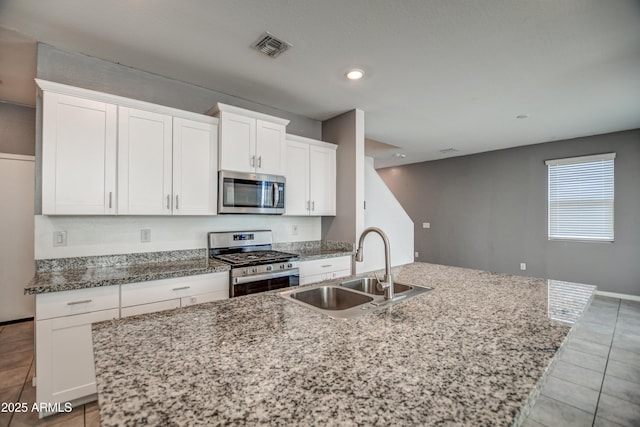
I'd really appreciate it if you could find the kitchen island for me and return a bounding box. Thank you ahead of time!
[91,262,595,426]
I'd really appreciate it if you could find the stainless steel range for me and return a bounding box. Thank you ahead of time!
[208,230,299,298]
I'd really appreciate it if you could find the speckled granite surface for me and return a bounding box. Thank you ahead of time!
[274,240,354,260]
[91,262,595,426]
[25,256,229,294]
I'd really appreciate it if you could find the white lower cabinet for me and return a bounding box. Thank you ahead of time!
[35,285,120,416]
[35,272,229,416]
[299,256,352,285]
[120,272,229,317]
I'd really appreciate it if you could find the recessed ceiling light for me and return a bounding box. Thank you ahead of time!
[516,114,529,119]
[393,153,406,158]
[345,69,364,80]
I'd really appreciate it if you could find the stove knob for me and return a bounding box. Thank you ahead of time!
[242,269,248,275]
[280,264,285,270]
[266,265,272,271]
[287,263,292,268]
[252,267,258,273]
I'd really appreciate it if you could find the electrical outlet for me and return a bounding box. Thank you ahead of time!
[520,263,526,271]
[291,225,298,236]
[53,231,67,247]
[415,251,419,258]
[141,229,151,243]
[422,222,431,229]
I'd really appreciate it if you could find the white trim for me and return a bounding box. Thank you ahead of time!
[595,290,640,302]
[286,133,337,150]
[208,102,290,126]
[545,152,616,166]
[35,79,218,125]
[0,153,35,162]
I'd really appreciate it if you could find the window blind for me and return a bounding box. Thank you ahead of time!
[546,153,615,241]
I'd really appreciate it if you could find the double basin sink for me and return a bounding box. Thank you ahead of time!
[280,277,432,319]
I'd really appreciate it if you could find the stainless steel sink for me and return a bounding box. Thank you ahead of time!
[289,286,373,310]
[280,278,433,319]
[340,277,413,295]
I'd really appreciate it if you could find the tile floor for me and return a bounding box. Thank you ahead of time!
[0,295,638,426]
[524,296,640,427]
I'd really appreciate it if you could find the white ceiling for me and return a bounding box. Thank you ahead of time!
[1,0,639,167]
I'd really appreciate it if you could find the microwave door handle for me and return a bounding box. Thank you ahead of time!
[273,183,279,207]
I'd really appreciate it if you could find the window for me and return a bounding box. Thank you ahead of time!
[546,153,615,241]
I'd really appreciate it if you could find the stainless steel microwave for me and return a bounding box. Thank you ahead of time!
[218,170,286,214]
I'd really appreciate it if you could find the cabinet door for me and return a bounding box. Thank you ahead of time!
[173,118,218,215]
[284,140,310,216]
[121,299,181,317]
[309,145,336,216]
[35,309,119,409]
[256,120,286,175]
[42,92,117,215]
[118,107,173,215]
[219,112,255,173]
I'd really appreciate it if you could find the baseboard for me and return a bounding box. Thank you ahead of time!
[0,317,34,326]
[595,290,640,302]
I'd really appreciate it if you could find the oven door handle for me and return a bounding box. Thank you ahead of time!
[272,182,280,207]
[233,269,299,285]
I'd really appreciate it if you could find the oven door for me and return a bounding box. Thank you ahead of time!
[231,270,299,297]
[219,170,285,214]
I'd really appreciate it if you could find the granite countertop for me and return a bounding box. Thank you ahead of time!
[290,247,354,261]
[274,240,354,261]
[92,262,595,426]
[25,258,229,294]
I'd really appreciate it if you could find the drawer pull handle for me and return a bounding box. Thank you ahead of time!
[67,299,92,306]
[172,286,191,291]
[321,265,332,268]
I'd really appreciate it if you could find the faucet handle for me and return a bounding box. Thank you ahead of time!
[373,272,389,291]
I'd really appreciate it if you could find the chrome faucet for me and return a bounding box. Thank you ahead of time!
[355,227,395,301]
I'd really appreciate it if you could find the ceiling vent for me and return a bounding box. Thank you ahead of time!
[439,148,458,154]
[252,32,292,58]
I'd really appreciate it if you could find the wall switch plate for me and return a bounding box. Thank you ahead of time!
[291,224,298,236]
[415,251,419,258]
[53,231,67,247]
[422,222,431,229]
[141,229,151,243]
[520,263,526,271]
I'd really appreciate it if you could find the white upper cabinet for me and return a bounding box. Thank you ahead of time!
[211,103,289,175]
[118,107,173,215]
[37,80,219,216]
[255,119,287,175]
[285,135,337,216]
[218,111,256,173]
[41,92,117,215]
[309,144,336,216]
[172,118,218,215]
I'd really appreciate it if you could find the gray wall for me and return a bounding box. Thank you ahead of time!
[321,109,365,244]
[35,43,322,214]
[378,129,640,295]
[0,102,35,155]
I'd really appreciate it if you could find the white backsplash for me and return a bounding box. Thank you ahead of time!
[35,215,321,259]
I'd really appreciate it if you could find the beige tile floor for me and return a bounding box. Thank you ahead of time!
[0,295,638,426]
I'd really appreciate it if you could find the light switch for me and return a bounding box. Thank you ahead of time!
[415,251,419,258]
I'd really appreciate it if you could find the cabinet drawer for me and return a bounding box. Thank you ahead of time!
[299,256,351,277]
[121,299,181,318]
[121,272,228,307]
[36,286,120,320]
[181,289,229,307]
[300,269,351,286]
